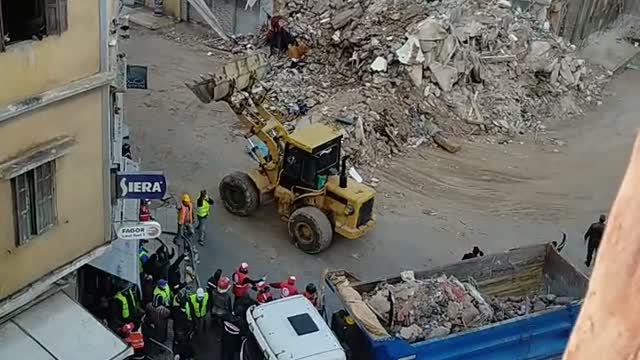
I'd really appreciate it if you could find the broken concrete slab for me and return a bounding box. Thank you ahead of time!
[370,56,388,72]
[332,4,364,29]
[429,62,458,92]
[414,19,448,41]
[408,64,423,87]
[396,36,425,65]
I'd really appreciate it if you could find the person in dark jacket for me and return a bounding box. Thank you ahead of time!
[220,313,244,360]
[210,277,233,336]
[462,246,484,260]
[584,214,606,267]
[207,269,223,297]
[168,253,187,292]
[155,245,175,281]
[233,292,257,320]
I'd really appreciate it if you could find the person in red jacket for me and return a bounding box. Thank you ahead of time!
[303,283,318,308]
[255,281,273,304]
[232,262,261,297]
[139,199,151,222]
[270,276,298,298]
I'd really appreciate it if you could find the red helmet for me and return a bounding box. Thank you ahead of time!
[288,276,296,285]
[239,262,249,273]
[218,277,231,293]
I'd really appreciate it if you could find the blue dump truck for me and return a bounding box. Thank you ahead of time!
[324,244,588,360]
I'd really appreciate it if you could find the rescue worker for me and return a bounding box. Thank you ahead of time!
[584,214,606,267]
[210,277,233,335]
[138,242,150,273]
[195,190,214,246]
[119,323,145,360]
[188,288,209,335]
[176,193,194,245]
[270,276,298,298]
[255,281,273,304]
[303,283,319,308]
[152,279,172,308]
[172,303,195,360]
[139,199,152,222]
[462,246,484,260]
[112,286,140,329]
[221,313,244,360]
[172,290,191,334]
[232,262,261,297]
[207,269,223,298]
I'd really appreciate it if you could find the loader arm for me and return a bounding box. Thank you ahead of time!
[186,53,289,184]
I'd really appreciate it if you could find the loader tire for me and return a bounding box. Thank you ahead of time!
[219,171,259,216]
[288,206,333,254]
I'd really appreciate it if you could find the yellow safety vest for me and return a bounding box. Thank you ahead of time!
[197,197,210,217]
[138,249,149,271]
[189,293,209,318]
[153,286,171,307]
[115,289,136,319]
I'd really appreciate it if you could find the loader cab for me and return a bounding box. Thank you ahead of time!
[281,124,342,191]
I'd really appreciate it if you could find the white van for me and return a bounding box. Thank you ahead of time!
[242,295,347,360]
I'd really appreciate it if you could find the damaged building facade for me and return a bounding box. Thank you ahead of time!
[0,0,133,358]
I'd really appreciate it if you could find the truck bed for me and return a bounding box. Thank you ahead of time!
[326,244,589,360]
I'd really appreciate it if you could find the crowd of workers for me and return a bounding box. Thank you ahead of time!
[110,190,321,360]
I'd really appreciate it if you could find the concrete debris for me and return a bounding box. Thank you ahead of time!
[363,273,575,342]
[371,57,389,72]
[396,36,425,65]
[241,0,611,172]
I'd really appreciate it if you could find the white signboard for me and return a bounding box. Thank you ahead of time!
[116,221,162,240]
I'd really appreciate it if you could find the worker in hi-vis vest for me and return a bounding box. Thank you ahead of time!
[195,190,214,246]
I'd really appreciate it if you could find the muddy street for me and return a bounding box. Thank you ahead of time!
[123,24,638,289]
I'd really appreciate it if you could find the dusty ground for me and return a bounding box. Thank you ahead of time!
[123,22,638,303]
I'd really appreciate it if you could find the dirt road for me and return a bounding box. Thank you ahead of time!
[123,24,638,290]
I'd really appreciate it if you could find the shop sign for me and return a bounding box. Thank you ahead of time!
[116,221,162,240]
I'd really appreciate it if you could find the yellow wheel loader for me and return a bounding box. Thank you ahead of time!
[186,54,375,254]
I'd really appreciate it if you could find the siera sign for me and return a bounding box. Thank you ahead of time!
[116,221,162,240]
[116,171,167,199]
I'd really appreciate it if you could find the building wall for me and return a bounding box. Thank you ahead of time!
[0,89,106,299]
[0,0,100,105]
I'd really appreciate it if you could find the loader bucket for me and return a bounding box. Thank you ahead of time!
[186,53,269,103]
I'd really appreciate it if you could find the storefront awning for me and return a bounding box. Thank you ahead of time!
[0,291,133,360]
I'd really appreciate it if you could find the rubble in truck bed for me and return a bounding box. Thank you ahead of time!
[362,271,575,342]
[258,0,610,169]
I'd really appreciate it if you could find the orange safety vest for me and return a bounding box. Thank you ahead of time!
[177,202,193,224]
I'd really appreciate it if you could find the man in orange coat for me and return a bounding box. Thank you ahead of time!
[175,194,194,246]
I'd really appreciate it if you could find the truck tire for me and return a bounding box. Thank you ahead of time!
[288,206,333,254]
[219,171,259,216]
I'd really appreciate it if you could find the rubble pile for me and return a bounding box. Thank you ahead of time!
[262,0,609,166]
[363,271,574,342]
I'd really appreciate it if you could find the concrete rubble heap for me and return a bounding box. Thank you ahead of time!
[261,0,609,167]
[363,271,574,342]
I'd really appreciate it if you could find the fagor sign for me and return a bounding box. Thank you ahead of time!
[116,221,162,240]
[116,171,167,199]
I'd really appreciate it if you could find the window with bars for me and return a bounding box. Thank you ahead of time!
[0,0,68,52]
[12,161,57,246]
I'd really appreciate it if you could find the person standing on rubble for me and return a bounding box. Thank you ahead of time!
[195,190,214,246]
[584,214,606,267]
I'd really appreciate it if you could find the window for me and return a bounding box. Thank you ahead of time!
[12,161,57,245]
[287,313,319,336]
[0,0,68,52]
